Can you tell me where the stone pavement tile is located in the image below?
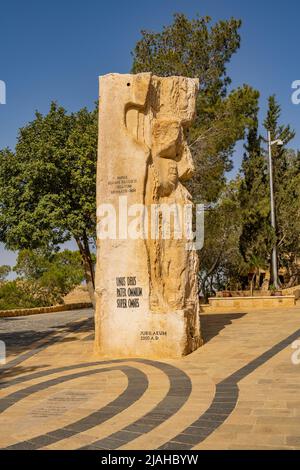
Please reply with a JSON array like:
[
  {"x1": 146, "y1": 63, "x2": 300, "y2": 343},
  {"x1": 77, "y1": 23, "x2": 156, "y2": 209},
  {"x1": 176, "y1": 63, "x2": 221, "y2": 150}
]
[
  {"x1": 286, "y1": 436, "x2": 300, "y2": 447},
  {"x1": 262, "y1": 400, "x2": 289, "y2": 409},
  {"x1": 252, "y1": 424, "x2": 300, "y2": 436},
  {"x1": 0, "y1": 371, "x2": 128, "y2": 448},
  {"x1": 43, "y1": 363, "x2": 169, "y2": 450},
  {"x1": 193, "y1": 431, "x2": 238, "y2": 450},
  {"x1": 227, "y1": 407, "x2": 252, "y2": 416},
  {"x1": 44, "y1": 433, "x2": 109, "y2": 450},
  {"x1": 217, "y1": 424, "x2": 254, "y2": 433},
  {"x1": 252, "y1": 408, "x2": 293, "y2": 417},
  {"x1": 255, "y1": 416, "x2": 300, "y2": 425},
  {"x1": 155, "y1": 441, "x2": 193, "y2": 450},
  {"x1": 0, "y1": 433, "x2": 31, "y2": 449},
  {"x1": 235, "y1": 433, "x2": 286, "y2": 446},
  {"x1": 194, "y1": 441, "x2": 231, "y2": 450},
  {"x1": 118, "y1": 373, "x2": 215, "y2": 450},
  {"x1": 2, "y1": 348, "x2": 91, "y2": 386},
  {"x1": 2, "y1": 308, "x2": 300, "y2": 450},
  {"x1": 221, "y1": 414, "x2": 257, "y2": 425},
  {"x1": 287, "y1": 401, "x2": 300, "y2": 407}
]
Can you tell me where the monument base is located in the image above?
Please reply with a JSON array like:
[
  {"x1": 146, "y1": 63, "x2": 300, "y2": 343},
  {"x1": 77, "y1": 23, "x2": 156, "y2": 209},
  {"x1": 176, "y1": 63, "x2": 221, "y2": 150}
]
[{"x1": 94, "y1": 308, "x2": 202, "y2": 359}]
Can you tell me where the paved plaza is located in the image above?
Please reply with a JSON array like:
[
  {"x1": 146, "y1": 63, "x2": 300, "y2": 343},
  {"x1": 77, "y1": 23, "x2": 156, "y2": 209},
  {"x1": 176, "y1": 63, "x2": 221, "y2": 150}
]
[{"x1": 0, "y1": 307, "x2": 300, "y2": 450}]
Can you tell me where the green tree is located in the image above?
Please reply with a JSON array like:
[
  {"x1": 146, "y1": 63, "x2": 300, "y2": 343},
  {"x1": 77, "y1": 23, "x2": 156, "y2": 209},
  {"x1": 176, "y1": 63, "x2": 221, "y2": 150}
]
[
  {"x1": 239, "y1": 95, "x2": 298, "y2": 288},
  {"x1": 15, "y1": 249, "x2": 85, "y2": 296},
  {"x1": 37, "y1": 250, "x2": 85, "y2": 296},
  {"x1": 263, "y1": 95, "x2": 296, "y2": 285},
  {"x1": 239, "y1": 123, "x2": 273, "y2": 272},
  {"x1": 0, "y1": 103, "x2": 97, "y2": 304},
  {"x1": 263, "y1": 95, "x2": 295, "y2": 195},
  {"x1": 0, "y1": 281, "x2": 42, "y2": 310},
  {"x1": 200, "y1": 180, "x2": 247, "y2": 300},
  {"x1": 0, "y1": 265, "x2": 10, "y2": 281},
  {"x1": 132, "y1": 12, "x2": 259, "y2": 202},
  {"x1": 14, "y1": 249, "x2": 51, "y2": 280},
  {"x1": 272, "y1": 149, "x2": 300, "y2": 286}
]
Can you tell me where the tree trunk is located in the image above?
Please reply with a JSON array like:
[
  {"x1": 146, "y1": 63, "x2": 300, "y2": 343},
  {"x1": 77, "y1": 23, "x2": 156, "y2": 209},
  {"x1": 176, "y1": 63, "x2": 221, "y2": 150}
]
[
  {"x1": 250, "y1": 275, "x2": 254, "y2": 296},
  {"x1": 255, "y1": 269, "x2": 260, "y2": 290},
  {"x1": 75, "y1": 236, "x2": 95, "y2": 308}
]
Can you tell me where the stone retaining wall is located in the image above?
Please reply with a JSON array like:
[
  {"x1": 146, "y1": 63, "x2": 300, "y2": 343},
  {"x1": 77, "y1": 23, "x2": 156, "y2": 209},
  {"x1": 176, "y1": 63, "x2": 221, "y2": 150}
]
[
  {"x1": 282, "y1": 285, "x2": 300, "y2": 298},
  {"x1": 201, "y1": 295, "x2": 296, "y2": 313},
  {"x1": 0, "y1": 302, "x2": 93, "y2": 318}
]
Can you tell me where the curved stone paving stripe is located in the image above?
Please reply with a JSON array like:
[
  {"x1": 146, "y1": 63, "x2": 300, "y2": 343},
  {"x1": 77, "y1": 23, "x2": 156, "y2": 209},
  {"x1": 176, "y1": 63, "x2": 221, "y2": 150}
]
[
  {"x1": 0, "y1": 361, "x2": 118, "y2": 390},
  {"x1": 1, "y1": 313, "x2": 300, "y2": 450},
  {"x1": 158, "y1": 327, "x2": 300, "y2": 450},
  {"x1": 79, "y1": 360, "x2": 192, "y2": 450},
  {"x1": 0, "y1": 359, "x2": 192, "y2": 450},
  {"x1": 3, "y1": 365, "x2": 148, "y2": 450}
]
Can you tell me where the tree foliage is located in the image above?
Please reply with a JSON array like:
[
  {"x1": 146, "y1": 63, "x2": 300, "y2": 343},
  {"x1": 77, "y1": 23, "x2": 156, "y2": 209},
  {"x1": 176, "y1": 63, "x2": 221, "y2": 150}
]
[
  {"x1": 0, "y1": 103, "x2": 97, "y2": 303},
  {"x1": 15, "y1": 248, "x2": 85, "y2": 294},
  {"x1": 132, "y1": 13, "x2": 259, "y2": 202},
  {"x1": 239, "y1": 123, "x2": 273, "y2": 268},
  {"x1": 239, "y1": 95, "x2": 299, "y2": 287},
  {"x1": 200, "y1": 181, "x2": 248, "y2": 299},
  {"x1": 0, "y1": 12, "x2": 299, "y2": 300},
  {"x1": 0, "y1": 281, "x2": 43, "y2": 310},
  {"x1": 0, "y1": 265, "x2": 10, "y2": 282},
  {"x1": 0, "y1": 249, "x2": 85, "y2": 311}
]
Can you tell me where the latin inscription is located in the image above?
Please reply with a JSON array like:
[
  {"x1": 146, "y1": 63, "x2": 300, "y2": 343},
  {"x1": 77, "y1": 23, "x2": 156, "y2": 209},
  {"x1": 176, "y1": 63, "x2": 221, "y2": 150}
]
[{"x1": 116, "y1": 276, "x2": 143, "y2": 308}]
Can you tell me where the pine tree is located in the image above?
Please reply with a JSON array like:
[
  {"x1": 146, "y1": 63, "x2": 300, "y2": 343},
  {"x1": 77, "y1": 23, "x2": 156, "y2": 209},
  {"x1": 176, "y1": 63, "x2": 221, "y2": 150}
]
[
  {"x1": 239, "y1": 95, "x2": 298, "y2": 288},
  {"x1": 239, "y1": 122, "x2": 273, "y2": 278},
  {"x1": 263, "y1": 96, "x2": 296, "y2": 285},
  {"x1": 132, "y1": 13, "x2": 259, "y2": 203}
]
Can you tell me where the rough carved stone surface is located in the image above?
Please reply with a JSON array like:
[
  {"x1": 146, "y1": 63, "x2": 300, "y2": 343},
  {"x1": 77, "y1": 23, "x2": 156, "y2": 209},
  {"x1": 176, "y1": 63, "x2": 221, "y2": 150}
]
[{"x1": 95, "y1": 73, "x2": 202, "y2": 358}]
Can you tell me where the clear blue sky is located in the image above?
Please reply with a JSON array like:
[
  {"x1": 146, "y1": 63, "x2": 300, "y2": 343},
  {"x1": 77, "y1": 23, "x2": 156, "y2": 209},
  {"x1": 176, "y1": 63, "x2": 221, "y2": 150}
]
[{"x1": 1, "y1": 0, "x2": 300, "y2": 267}]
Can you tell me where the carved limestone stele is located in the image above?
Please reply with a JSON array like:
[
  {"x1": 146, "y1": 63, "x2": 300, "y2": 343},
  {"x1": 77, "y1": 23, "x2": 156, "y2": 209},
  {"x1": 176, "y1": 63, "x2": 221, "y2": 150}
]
[{"x1": 94, "y1": 73, "x2": 203, "y2": 358}]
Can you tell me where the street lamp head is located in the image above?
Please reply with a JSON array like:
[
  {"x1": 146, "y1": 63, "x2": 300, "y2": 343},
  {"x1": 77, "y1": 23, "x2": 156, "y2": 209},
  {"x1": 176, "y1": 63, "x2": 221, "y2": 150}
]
[{"x1": 271, "y1": 139, "x2": 284, "y2": 147}]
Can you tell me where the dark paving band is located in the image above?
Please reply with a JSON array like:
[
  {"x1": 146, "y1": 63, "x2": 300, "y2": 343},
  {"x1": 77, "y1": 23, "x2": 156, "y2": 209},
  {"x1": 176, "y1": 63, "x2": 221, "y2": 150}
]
[
  {"x1": 0, "y1": 358, "x2": 192, "y2": 450},
  {"x1": 3, "y1": 365, "x2": 148, "y2": 450},
  {"x1": 2, "y1": 319, "x2": 299, "y2": 450},
  {"x1": 0, "y1": 360, "x2": 122, "y2": 390},
  {"x1": 158, "y1": 327, "x2": 300, "y2": 449},
  {"x1": 79, "y1": 360, "x2": 192, "y2": 450}
]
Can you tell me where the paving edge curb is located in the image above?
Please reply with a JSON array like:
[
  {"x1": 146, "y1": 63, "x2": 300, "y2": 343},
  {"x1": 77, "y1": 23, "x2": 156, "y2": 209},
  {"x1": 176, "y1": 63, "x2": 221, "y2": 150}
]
[{"x1": 0, "y1": 303, "x2": 93, "y2": 318}]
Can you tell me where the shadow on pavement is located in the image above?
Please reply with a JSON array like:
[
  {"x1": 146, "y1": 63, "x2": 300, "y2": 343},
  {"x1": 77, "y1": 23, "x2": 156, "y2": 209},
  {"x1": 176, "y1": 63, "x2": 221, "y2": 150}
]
[{"x1": 200, "y1": 313, "x2": 247, "y2": 343}]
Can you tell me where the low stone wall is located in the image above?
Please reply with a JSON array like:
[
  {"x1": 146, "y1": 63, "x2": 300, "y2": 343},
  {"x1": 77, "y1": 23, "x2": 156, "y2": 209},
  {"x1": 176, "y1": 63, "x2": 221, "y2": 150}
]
[
  {"x1": 217, "y1": 287, "x2": 300, "y2": 299},
  {"x1": 200, "y1": 295, "x2": 296, "y2": 313},
  {"x1": 216, "y1": 290, "x2": 263, "y2": 297},
  {"x1": 217, "y1": 290, "x2": 276, "y2": 297},
  {"x1": 282, "y1": 285, "x2": 300, "y2": 298},
  {"x1": 0, "y1": 302, "x2": 93, "y2": 318}
]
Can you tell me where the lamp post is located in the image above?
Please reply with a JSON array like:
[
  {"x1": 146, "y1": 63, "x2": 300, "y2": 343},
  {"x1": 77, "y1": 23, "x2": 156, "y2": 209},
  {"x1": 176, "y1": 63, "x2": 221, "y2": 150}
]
[{"x1": 267, "y1": 131, "x2": 283, "y2": 290}]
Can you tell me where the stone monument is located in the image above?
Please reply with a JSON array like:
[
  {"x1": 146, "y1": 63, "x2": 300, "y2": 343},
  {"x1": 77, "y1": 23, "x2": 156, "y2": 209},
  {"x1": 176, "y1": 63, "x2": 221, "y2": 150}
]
[{"x1": 95, "y1": 73, "x2": 202, "y2": 358}]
